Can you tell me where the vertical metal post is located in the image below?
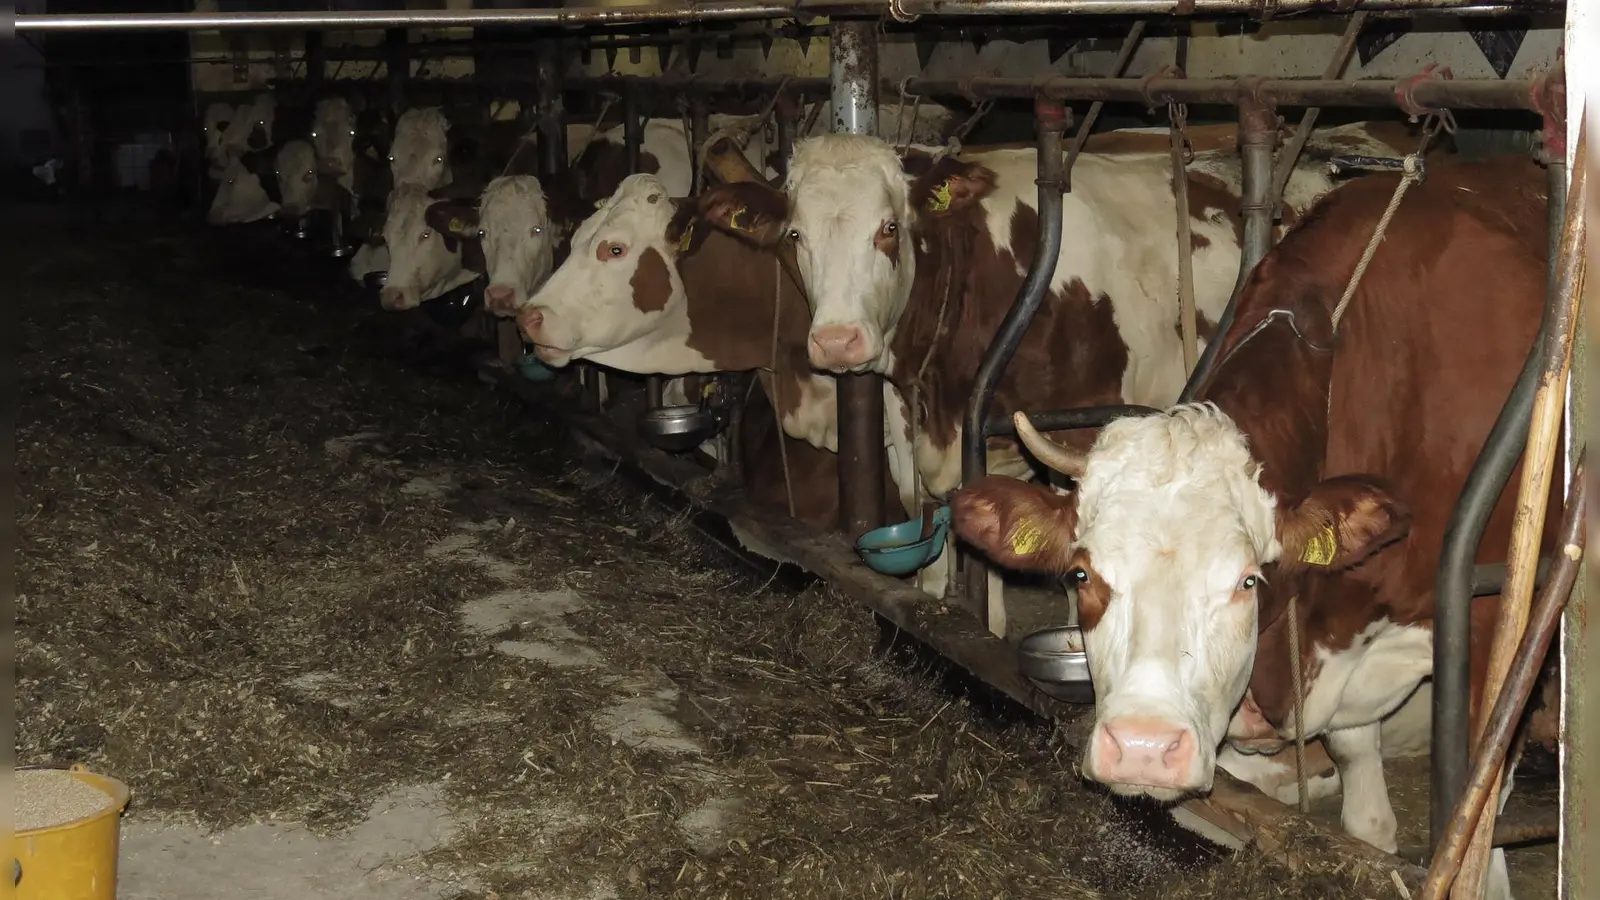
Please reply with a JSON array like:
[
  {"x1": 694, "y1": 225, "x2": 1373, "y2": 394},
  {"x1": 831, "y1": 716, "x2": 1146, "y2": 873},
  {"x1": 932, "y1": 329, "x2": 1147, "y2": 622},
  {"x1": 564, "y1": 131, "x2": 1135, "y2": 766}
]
[
  {"x1": 773, "y1": 89, "x2": 796, "y2": 179},
  {"x1": 830, "y1": 19, "x2": 886, "y2": 538},
  {"x1": 534, "y1": 39, "x2": 567, "y2": 183},
  {"x1": 960, "y1": 100, "x2": 1069, "y2": 637},
  {"x1": 1236, "y1": 92, "x2": 1278, "y2": 278},
  {"x1": 304, "y1": 31, "x2": 325, "y2": 97},
  {"x1": 384, "y1": 27, "x2": 408, "y2": 115}
]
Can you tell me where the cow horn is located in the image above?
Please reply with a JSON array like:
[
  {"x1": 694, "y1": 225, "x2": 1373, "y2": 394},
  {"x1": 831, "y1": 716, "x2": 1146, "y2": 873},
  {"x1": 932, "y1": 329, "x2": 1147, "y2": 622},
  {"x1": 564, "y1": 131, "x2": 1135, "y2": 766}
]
[
  {"x1": 1013, "y1": 411, "x2": 1087, "y2": 478},
  {"x1": 702, "y1": 132, "x2": 765, "y2": 185}
]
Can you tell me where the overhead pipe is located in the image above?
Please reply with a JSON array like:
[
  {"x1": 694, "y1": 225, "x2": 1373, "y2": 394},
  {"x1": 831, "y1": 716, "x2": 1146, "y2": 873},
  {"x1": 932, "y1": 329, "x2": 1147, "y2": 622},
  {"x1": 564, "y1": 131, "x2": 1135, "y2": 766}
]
[
  {"x1": 830, "y1": 18, "x2": 887, "y2": 539},
  {"x1": 15, "y1": 0, "x2": 1558, "y2": 32},
  {"x1": 1429, "y1": 77, "x2": 1568, "y2": 851},
  {"x1": 960, "y1": 97, "x2": 1070, "y2": 636}
]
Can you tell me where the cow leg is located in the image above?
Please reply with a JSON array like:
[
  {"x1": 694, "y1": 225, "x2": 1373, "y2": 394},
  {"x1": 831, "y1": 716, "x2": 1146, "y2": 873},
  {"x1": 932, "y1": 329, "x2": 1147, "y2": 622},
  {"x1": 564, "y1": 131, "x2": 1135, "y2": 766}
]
[
  {"x1": 1324, "y1": 722, "x2": 1398, "y2": 852},
  {"x1": 1216, "y1": 743, "x2": 1341, "y2": 806}
]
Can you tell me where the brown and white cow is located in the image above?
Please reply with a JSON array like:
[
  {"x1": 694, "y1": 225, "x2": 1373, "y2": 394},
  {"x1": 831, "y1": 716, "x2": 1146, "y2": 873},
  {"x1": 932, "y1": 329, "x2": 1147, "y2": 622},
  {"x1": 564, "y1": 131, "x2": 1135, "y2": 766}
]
[
  {"x1": 949, "y1": 158, "x2": 1553, "y2": 898},
  {"x1": 378, "y1": 182, "x2": 484, "y2": 311}
]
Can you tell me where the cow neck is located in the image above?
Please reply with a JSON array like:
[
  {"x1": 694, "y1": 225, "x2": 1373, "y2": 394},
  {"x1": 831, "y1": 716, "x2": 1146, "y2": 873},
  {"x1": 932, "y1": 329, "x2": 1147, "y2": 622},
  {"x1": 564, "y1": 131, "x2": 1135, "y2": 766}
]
[
  {"x1": 886, "y1": 210, "x2": 975, "y2": 447},
  {"x1": 1197, "y1": 285, "x2": 1339, "y2": 638},
  {"x1": 676, "y1": 233, "x2": 812, "y2": 382}
]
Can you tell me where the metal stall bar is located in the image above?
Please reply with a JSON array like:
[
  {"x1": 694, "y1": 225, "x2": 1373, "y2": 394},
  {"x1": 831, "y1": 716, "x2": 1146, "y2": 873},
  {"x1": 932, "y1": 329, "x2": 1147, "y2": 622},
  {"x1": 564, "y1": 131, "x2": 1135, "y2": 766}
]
[
  {"x1": 14, "y1": 0, "x2": 1561, "y2": 32},
  {"x1": 1430, "y1": 68, "x2": 1568, "y2": 851},
  {"x1": 960, "y1": 99, "x2": 1071, "y2": 636},
  {"x1": 562, "y1": 73, "x2": 1540, "y2": 112},
  {"x1": 830, "y1": 19, "x2": 887, "y2": 538}
]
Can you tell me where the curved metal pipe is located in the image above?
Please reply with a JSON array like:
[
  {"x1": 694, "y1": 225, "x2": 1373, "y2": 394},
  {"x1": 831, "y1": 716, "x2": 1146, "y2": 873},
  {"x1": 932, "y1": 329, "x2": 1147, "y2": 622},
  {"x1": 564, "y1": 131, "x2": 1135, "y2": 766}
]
[
  {"x1": 1428, "y1": 155, "x2": 1566, "y2": 849},
  {"x1": 960, "y1": 99, "x2": 1069, "y2": 626}
]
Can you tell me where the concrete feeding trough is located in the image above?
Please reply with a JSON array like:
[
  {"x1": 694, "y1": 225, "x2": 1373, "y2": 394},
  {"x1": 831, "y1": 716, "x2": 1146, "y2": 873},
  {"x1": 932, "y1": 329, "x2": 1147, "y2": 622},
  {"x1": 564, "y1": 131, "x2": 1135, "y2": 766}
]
[
  {"x1": 854, "y1": 505, "x2": 950, "y2": 576},
  {"x1": 1018, "y1": 625, "x2": 1094, "y2": 704},
  {"x1": 12, "y1": 764, "x2": 132, "y2": 900}
]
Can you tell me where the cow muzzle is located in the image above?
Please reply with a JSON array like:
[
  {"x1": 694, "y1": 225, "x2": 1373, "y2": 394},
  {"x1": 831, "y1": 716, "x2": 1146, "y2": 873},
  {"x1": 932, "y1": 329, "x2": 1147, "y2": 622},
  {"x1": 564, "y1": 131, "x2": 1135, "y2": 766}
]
[
  {"x1": 485, "y1": 284, "x2": 519, "y2": 316},
  {"x1": 808, "y1": 324, "x2": 873, "y2": 372},
  {"x1": 379, "y1": 286, "x2": 415, "y2": 311},
  {"x1": 1088, "y1": 716, "x2": 1203, "y2": 795}
]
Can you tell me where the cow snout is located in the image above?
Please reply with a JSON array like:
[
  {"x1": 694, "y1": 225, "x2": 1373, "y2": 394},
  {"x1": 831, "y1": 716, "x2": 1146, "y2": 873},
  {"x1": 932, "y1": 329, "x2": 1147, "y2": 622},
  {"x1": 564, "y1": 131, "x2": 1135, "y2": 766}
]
[
  {"x1": 808, "y1": 325, "x2": 871, "y2": 371},
  {"x1": 1093, "y1": 717, "x2": 1199, "y2": 791},
  {"x1": 518, "y1": 306, "x2": 546, "y2": 341},
  {"x1": 485, "y1": 284, "x2": 518, "y2": 315},
  {"x1": 378, "y1": 286, "x2": 411, "y2": 311}
]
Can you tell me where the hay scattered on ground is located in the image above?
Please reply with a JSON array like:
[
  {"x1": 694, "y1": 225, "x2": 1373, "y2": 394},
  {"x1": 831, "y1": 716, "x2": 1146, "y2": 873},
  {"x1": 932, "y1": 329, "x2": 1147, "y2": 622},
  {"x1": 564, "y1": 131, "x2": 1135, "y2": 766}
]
[{"x1": 13, "y1": 218, "x2": 1393, "y2": 899}]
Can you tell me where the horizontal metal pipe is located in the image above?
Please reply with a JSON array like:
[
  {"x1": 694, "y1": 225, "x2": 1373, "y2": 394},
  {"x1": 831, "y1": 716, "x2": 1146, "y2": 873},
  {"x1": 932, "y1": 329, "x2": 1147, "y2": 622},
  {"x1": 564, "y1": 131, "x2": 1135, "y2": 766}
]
[
  {"x1": 902, "y1": 75, "x2": 1542, "y2": 110},
  {"x1": 16, "y1": 0, "x2": 1558, "y2": 32},
  {"x1": 1470, "y1": 558, "x2": 1552, "y2": 597}
]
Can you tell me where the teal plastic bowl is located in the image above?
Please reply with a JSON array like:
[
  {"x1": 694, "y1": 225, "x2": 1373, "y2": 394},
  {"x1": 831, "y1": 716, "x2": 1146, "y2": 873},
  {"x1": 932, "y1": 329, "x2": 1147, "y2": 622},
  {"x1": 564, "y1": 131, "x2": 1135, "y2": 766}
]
[
  {"x1": 855, "y1": 505, "x2": 951, "y2": 576},
  {"x1": 516, "y1": 353, "x2": 558, "y2": 382}
]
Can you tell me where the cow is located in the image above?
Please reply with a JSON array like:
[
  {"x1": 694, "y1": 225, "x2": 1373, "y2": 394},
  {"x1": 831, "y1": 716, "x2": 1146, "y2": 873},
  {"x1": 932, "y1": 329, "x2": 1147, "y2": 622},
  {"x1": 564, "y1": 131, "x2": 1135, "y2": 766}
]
[
  {"x1": 203, "y1": 101, "x2": 238, "y2": 176},
  {"x1": 390, "y1": 107, "x2": 453, "y2": 189},
  {"x1": 216, "y1": 93, "x2": 277, "y2": 164},
  {"x1": 947, "y1": 158, "x2": 1552, "y2": 899},
  {"x1": 377, "y1": 182, "x2": 483, "y2": 311},
  {"x1": 311, "y1": 96, "x2": 360, "y2": 194},
  {"x1": 273, "y1": 139, "x2": 320, "y2": 219},
  {"x1": 426, "y1": 173, "x2": 558, "y2": 316},
  {"x1": 206, "y1": 155, "x2": 279, "y2": 225},
  {"x1": 686, "y1": 124, "x2": 1414, "y2": 603}
]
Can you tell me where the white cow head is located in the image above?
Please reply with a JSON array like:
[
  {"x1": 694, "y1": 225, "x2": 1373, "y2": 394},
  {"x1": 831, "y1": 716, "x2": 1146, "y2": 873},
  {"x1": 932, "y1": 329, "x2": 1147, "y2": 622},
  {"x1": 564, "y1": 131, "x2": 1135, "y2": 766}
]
[
  {"x1": 274, "y1": 139, "x2": 319, "y2": 217},
  {"x1": 518, "y1": 173, "x2": 682, "y2": 366},
  {"x1": 203, "y1": 101, "x2": 237, "y2": 176},
  {"x1": 378, "y1": 183, "x2": 480, "y2": 311},
  {"x1": 207, "y1": 157, "x2": 279, "y2": 224},
  {"x1": 434, "y1": 175, "x2": 557, "y2": 315},
  {"x1": 311, "y1": 96, "x2": 358, "y2": 188},
  {"x1": 950, "y1": 406, "x2": 1408, "y2": 801},
  {"x1": 219, "y1": 94, "x2": 276, "y2": 160},
  {"x1": 694, "y1": 134, "x2": 919, "y2": 374},
  {"x1": 390, "y1": 107, "x2": 451, "y2": 190}
]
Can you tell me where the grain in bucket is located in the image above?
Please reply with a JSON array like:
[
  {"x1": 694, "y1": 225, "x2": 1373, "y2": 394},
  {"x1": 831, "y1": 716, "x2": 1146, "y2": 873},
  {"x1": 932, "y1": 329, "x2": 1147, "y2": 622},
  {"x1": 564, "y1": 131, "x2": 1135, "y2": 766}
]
[{"x1": 11, "y1": 765, "x2": 131, "y2": 900}]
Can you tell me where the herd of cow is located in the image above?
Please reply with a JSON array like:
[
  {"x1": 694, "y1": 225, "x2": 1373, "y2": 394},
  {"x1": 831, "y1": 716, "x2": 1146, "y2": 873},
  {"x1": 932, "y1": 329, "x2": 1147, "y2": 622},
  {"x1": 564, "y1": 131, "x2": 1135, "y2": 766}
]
[{"x1": 200, "y1": 86, "x2": 1558, "y2": 898}]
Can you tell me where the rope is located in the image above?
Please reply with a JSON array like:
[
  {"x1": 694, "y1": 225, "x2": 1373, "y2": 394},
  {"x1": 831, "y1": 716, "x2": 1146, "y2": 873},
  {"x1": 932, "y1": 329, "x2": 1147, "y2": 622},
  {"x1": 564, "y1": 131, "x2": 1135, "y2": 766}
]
[
  {"x1": 567, "y1": 94, "x2": 617, "y2": 167},
  {"x1": 1328, "y1": 153, "x2": 1422, "y2": 332},
  {"x1": 906, "y1": 242, "x2": 963, "y2": 511},
  {"x1": 1287, "y1": 593, "x2": 1310, "y2": 812}
]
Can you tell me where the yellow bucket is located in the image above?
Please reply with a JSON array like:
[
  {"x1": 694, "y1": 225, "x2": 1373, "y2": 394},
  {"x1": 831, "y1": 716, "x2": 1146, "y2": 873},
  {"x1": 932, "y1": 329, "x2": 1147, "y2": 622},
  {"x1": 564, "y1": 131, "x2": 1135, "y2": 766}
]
[{"x1": 11, "y1": 765, "x2": 131, "y2": 900}]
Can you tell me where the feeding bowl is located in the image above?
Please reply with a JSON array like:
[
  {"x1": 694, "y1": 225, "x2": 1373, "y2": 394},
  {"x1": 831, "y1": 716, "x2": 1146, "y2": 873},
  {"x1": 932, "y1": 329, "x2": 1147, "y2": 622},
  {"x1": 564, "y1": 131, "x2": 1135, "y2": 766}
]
[
  {"x1": 363, "y1": 270, "x2": 388, "y2": 292},
  {"x1": 424, "y1": 282, "x2": 484, "y2": 328},
  {"x1": 1018, "y1": 625, "x2": 1094, "y2": 704},
  {"x1": 516, "y1": 353, "x2": 558, "y2": 382},
  {"x1": 329, "y1": 242, "x2": 355, "y2": 259},
  {"x1": 638, "y1": 405, "x2": 718, "y2": 453},
  {"x1": 12, "y1": 764, "x2": 132, "y2": 900},
  {"x1": 854, "y1": 505, "x2": 951, "y2": 576}
]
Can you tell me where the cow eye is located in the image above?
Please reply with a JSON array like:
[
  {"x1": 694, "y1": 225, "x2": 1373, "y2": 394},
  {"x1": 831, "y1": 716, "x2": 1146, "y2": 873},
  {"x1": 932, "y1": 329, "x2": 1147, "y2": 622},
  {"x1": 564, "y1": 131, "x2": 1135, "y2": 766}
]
[
  {"x1": 348, "y1": 129, "x2": 356, "y2": 136},
  {"x1": 477, "y1": 229, "x2": 486, "y2": 239},
  {"x1": 388, "y1": 155, "x2": 395, "y2": 162},
  {"x1": 881, "y1": 220, "x2": 899, "y2": 236},
  {"x1": 435, "y1": 156, "x2": 443, "y2": 163},
  {"x1": 311, "y1": 130, "x2": 319, "y2": 138},
  {"x1": 1241, "y1": 574, "x2": 1261, "y2": 591},
  {"x1": 787, "y1": 229, "x2": 801, "y2": 243},
  {"x1": 1066, "y1": 567, "x2": 1089, "y2": 586},
  {"x1": 531, "y1": 226, "x2": 543, "y2": 236},
  {"x1": 421, "y1": 231, "x2": 431, "y2": 240}
]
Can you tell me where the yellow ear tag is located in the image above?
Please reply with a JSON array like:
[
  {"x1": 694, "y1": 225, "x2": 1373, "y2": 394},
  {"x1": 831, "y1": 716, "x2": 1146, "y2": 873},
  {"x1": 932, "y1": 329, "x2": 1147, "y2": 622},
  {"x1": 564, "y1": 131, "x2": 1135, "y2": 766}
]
[
  {"x1": 1009, "y1": 519, "x2": 1046, "y2": 557},
  {"x1": 448, "y1": 217, "x2": 466, "y2": 235},
  {"x1": 727, "y1": 206, "x2": 749, "y2": 232},
  {"x1": 1300, "y1": 525, "x2": 1338, "y2": 566},
  {"x1": 678, "y1": 222, "x2": 694, "y2": 253},
  {"x1": 929, "y1": 178, "x2": 954, "y2": 213}
]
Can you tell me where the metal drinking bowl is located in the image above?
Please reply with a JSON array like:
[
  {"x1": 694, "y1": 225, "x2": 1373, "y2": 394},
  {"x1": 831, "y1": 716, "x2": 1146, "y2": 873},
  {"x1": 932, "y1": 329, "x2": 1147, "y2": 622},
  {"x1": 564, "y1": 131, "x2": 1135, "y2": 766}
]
[
  {"x1": 363, "y1": 270, "x2": 389, "y2": 292},
  {"x1": 638, "y1": 405, "x2": 718, "y2": 453},
  {"x1": 516, "y1": 353, "x2": 557, "y2": 383},
  {"x1": 1018, "y1": 625, "x2": 1095, "y2": 704},
  {"x1": 854, "y1": 505, "x2": 950, "y2": 576}
]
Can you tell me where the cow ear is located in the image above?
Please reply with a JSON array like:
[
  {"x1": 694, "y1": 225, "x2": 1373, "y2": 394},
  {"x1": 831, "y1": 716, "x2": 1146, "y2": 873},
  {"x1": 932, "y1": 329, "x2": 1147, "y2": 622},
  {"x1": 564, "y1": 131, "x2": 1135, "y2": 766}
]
[
  {"x1": 1275, "y1": 476, "x2": 1410, "y2": 574},
  {"x1": 425, "y1": 201, "x2": 479, "y2": 241},
  {"x1": 697, "y1": 181, "x2": 788, "y2": 247},
  {"x1": 951, "y1": 475, "x2": 1079, "y2": 574},
  {"x1": 666, "y1": 199, "x2": 711, "y2": 256},
  {"x1": 910, "y1": 156, "x2": 997, "y2": 216}
]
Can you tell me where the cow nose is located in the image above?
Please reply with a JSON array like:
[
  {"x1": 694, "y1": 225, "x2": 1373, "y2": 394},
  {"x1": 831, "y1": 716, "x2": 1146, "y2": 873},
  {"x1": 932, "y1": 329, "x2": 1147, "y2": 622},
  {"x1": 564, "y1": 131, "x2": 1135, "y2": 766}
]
[
  {"x1": 1093, "y1": 717, "x2": 1198, "y2": 791},
  {"x1": 808, "y1": 325, "x2": 870, "y2": 371},
  {"x1": 485, "y1": 284, "x2": 517, "y2": 314},
  {"x1": 518, "y1": 306, "x2": 546, "y2": 340},
  {"x1": 378, "y1": 286, "x2": 407, "y2": 311}
]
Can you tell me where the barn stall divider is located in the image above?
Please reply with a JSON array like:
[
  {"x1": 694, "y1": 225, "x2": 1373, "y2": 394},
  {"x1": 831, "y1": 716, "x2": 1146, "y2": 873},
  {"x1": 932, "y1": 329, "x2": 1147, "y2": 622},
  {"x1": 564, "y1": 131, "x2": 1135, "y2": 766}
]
[{"x1": 22, "y1": 4, "x2": 1587, "y2": 897}]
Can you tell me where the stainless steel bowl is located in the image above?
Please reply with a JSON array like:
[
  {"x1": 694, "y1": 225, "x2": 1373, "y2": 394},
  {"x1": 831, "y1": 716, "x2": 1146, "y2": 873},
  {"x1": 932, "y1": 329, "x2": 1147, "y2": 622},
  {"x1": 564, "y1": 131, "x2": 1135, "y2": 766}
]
[
  {"x1": 638, "y1": 405, "x2": 718, "y2": 453},
  {"x1": 1019, "y1": 625, "x2": 1094, "y2": 704}
]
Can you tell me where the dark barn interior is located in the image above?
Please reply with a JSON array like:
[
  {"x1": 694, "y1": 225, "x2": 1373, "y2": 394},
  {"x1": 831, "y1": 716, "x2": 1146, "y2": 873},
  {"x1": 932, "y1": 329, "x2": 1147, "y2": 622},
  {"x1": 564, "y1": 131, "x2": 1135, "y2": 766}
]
[{"x1": 9, "y1": 3, "x2": 1591, "y2": 900}]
